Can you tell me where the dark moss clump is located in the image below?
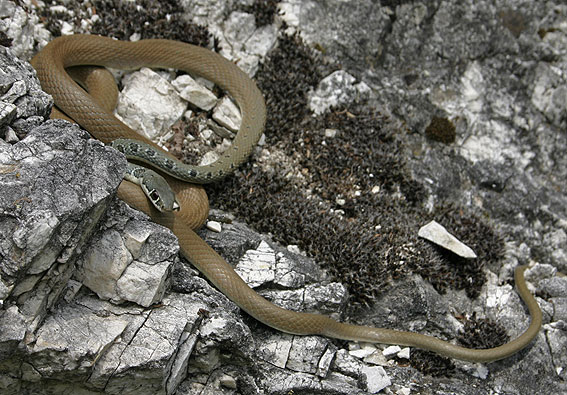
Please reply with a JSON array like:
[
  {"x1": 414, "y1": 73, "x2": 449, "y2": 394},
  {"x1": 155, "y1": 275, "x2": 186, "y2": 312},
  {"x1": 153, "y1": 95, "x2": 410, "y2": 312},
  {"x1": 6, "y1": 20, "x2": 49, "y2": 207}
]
[
  {"x1": 456, "y1": 313, "x2": 510, "y2": 349},
  {"x1": 0, "y1": 30, "x2": 12, "y2": 47},
  {"x1": 410, "y1": 350, "x2": 455, "y2": 376},
  {"x1": 409, "y1": 205, "x2": 505, "y2": 299},
  {"x1": 241, "y1": 0, "x2": 280, "y2": 27},
  {"x1": 38, "y1": 0, "x2": 210, "y2": 46},
  {"x1": 425, "y1": 116, "x2": 456, "y2": 144},
  {"x1": 208, "y1": 30, "x2": 502, "y2": 306},
  {"x1": 255, "y1": 30, "x2": 326, "y2": 145},
  {"x1": 208, "y1": 30, "x2": 426, "y2": 304}
]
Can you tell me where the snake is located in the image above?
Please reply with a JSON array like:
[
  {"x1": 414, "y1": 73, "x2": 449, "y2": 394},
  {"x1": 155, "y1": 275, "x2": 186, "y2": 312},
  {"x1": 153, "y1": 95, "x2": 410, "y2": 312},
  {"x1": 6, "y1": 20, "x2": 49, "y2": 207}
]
[{"x1": 31, "y1": 34, "x2": 542, "y2": 363}]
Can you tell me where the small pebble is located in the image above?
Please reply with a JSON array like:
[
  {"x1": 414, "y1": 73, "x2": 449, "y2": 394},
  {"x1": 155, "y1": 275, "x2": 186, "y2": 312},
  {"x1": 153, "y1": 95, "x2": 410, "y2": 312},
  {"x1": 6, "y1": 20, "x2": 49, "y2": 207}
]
[{"x1": 206, "y1": 220, "x2": 222, "y2": 233}]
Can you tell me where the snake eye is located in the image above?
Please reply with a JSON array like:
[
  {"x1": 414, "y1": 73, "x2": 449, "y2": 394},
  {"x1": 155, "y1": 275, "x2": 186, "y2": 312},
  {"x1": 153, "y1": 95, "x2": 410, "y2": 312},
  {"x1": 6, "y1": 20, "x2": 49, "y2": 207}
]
[{"x1": 149, "y1": 190, "x2": 159, "y2": 201}]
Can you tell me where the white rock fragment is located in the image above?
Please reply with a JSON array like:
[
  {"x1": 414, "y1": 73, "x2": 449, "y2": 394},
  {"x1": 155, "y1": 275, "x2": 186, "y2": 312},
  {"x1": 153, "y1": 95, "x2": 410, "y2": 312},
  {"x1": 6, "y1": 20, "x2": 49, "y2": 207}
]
[
  {"x1": 309, "y1": 70, "x2": 371, "y2": 115},
  {"x1": 348, "y1": 343, "x2": 377, "y2": 359},
  {"x1": 325, "y1": 128, "x2": 337, "y2": 138},
  {"x1": 206, "y1": 220, "x2": 222, "y2": 233},
  {"x1": 255, "y1": 333, "x2": 293, "y2": 369},
  {"x1": 363, "y1": 350, "x2": 388, "y2": 366},
  {"x1": 235, "y1": 241, "x2": 276, "y2": 288},
  {"x1": 60, "y1": 21, "x2": 74, "y2": 35},
  {"x1": 463, "y1": 363, "x2": 489, "y2": 379},
  {"x1": 397, "y1": 347, "x2": 411, "y2": 359},
  {"x1": 361, "y1": 365, "x2": 391, "y2": 393},
  {"x1": 418, "y1": 220, "x2": 477, "y2": 259},
  {"x1": 213, "y1": 96, "x2": 242, "y2": 132},
  {"x1": 287, "y1": 244, "x2": 302, "y2": 255},
  {"x1": 172, "y1": 74, "x2": 218, "y2": 111},
  {"x1": 317, "y1": 346, "x2": 337, "y2": 377},
  {"x1": 382, "y1": 345, "x2": 402, "y2": 357},
  {"x1": 79, "y1": 230, "x2": 132, "y2": 301},
  {"x1": 274, "y1": 254, "x2": 305, "y2": 288},
  {"x1": 199, "y1": 150, "x2": 219, "y2": 167},
  {"x1": 116, "y1": 67, "x2": 186, "y2": 141},
  {"x1": 116, "y1": 259, "x2": 170, "y2": 307}
]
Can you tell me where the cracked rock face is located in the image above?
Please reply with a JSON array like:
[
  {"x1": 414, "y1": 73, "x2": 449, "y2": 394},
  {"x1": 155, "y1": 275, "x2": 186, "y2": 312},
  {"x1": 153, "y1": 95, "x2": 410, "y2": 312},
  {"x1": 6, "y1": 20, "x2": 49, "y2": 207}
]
[{"x1": 1, "y1": 1, "x2": 566, "y2": 395}]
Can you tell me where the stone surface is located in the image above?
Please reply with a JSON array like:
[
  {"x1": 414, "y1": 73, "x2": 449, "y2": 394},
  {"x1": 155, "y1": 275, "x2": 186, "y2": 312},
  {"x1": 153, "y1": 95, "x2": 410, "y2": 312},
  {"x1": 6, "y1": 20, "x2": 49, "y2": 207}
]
[
  {"x1": 115, "y1": 67, "x2": 187, "y2": 141},
  {"x1": 172, "y1": 73, "x2": 218, "y2": 111},
  {"x1": 1, "y1": 0, "x2": 566, "y2": 394}
]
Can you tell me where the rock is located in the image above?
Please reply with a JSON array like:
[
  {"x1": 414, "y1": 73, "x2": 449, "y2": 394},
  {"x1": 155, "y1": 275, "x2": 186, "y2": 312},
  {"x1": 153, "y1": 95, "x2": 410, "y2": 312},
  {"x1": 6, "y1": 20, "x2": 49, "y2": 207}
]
[
  {"x1": 0, "y1": 121, "x2": 124, "y2": 336},
  {"x1": 212, "y1": 96, "x2": 242, "y2": 132},
  {"x1": 0, "y1": 0, "x2": 50, "y2": 59},
  {"x1": 172, "y1": 74, "x2": 218, "y2": 111},
  {"x1": 361, "y1": 365, "x2": 391, "y2": 393},
  {"x1": 205, "y1": 220, "x2": 222, "y2": 233},
  {"x1": 382, "y1": 345, "x2": 402, "y2": 357},
  {"x1": 418, "y1": 220, "x2": 477, "y2": 259},
  {"x1": 115, "y1": 67, "x2": 186, "y2": 141},
  {"x1": 234, "y1": 240, "x2": 276, "y2": 288},
  {"x1": 309, "y1": 70, "x2": 371, "y2": 115},
  {"x1": 0, "y1": 46, "x2": 51, "y2": 137},
  {"x1": 397, "y1": 347, "x2": 410, "y2": 359}
]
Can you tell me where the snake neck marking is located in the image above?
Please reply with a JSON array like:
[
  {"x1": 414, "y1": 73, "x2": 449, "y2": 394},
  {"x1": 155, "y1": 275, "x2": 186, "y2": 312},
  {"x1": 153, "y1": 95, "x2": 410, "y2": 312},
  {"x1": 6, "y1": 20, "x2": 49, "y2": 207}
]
[
  {"x1": 112, "y1": 139, "x2": 218, "y2": 182},
  {"x1": 123, "y1": 162, "x2": 180, "y2": 212}
]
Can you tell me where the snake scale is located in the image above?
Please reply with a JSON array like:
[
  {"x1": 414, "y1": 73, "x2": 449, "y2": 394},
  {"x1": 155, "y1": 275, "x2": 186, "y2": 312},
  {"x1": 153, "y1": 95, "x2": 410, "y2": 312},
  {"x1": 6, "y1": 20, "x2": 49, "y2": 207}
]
[{"x1": 31, "y1": 34, "x2": 542, "y2": 363}]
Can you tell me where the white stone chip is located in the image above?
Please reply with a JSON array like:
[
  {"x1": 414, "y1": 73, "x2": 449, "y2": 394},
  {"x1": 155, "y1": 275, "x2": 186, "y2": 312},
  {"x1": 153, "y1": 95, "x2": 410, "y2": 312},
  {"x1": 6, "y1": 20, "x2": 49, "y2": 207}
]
[
  {"x1": 116, "y1": 67, "x2": 186, "y2": 141},
  {"x1": 382, "y1": 345, "x2": 402, "y2": 356},
  {"x1": 361, "y1": 365, "x2": 391, "y2": 393},
  {"x1": 418, "y1": 220, "x2": 477, "y2": 259},
  {"x1": 199, "y1": 150, "x2": 219, "y2": 167},
  {"x1": 325, "y1": 128, "x2": 338, "y2": 138},
  {"x1": 172, "y1": 74, "x2": 218, "y2": 111},
  {"x1": 397, "y1": 347, "x2": 411, "y2": 359},
  {"x1": 348, "y1": 344, "x2": 376, "y2": 359},
  {"x1": 212, "y1": 97, "x2": 242, "y2": 132},
  {"x1": 235, "y1": 241, "x2": 276, "y2": 288},
  {"x1": 206, "y1": 220, "x2": 222, "y2": 233}
]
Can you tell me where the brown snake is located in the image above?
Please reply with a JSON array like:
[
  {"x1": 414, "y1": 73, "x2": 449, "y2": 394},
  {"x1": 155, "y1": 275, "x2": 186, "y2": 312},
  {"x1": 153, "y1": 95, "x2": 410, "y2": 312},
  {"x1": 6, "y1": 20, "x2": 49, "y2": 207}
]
[{"x1": 31, "y1": 34, "x2": 542, "y2": 363}]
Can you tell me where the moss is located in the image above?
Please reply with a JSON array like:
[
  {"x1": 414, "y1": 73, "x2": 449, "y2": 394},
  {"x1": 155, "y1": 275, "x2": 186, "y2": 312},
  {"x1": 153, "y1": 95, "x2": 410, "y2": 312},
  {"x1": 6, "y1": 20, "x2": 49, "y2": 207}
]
[
  {"x1": 409, "y1": 205, "x2": 505, "y2": 299},
  {"x1": 456, "y1": 312, "x2": 510, "y2": 349},
  {"x1": 410, "y1": 350, "x2": 455, "y2": 376},
  {"x1": 241, "y1": 0, "x2": 280, "y2": 27},
  {"x1": 39, "y1": 0, "x2": 210, "y2": 46},
  {"x1": 0, "y1": 30, "x2": 12, "y2": 47},
  {"x1": 425, "y1": 116, "x2": 456, "y2": 144}
]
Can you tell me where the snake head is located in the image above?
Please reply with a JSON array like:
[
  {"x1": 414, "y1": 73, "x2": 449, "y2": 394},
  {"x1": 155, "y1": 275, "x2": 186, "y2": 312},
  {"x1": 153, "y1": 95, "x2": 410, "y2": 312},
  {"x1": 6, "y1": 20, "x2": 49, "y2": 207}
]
[{"x1": 139, "y1": 169, "x2": 180, "y2": 212}]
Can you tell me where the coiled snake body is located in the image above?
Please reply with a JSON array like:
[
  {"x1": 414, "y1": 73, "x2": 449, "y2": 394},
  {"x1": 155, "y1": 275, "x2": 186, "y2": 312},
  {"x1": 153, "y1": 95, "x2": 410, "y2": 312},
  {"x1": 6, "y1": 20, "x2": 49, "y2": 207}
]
[{"x1": 32, "y1": 34, "x2": 542, "y2": 363}]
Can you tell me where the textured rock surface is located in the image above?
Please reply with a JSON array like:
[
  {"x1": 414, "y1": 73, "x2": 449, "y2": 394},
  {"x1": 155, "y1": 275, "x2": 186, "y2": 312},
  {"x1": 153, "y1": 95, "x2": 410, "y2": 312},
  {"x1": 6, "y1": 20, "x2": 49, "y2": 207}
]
[{"x1": 0, "y1": 0, "x2": 566, "y2": 394}]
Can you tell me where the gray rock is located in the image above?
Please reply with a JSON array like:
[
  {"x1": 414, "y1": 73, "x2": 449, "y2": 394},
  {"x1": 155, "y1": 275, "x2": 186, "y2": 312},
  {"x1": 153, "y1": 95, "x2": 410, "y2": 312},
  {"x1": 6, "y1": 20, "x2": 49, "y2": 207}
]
[
  {"x1": 2, "y1": 0, "x2": 567, "y2": 394},
  {"x1": 0, "y1": 46, "x2": 51, "y2": 137},
  {"x1": 115, "y1": 67, "x2": 187, "y2": 141},
  {"x1": 0, "y1": 121, "x2": 124, "y2": 336}
]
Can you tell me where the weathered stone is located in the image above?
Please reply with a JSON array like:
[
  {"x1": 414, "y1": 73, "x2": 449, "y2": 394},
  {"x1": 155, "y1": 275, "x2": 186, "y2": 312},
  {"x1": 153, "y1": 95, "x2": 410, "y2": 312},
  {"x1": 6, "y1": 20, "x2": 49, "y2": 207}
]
[
  {"x1": 172, "y1": 74, "x2": 218, "y2": 111},
  {"x1": 418, "y1": 220, "x2": 477, "y2": 258},
  {"x1": 115, "y1": 67, "x2": 186, "y2": 141}
]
